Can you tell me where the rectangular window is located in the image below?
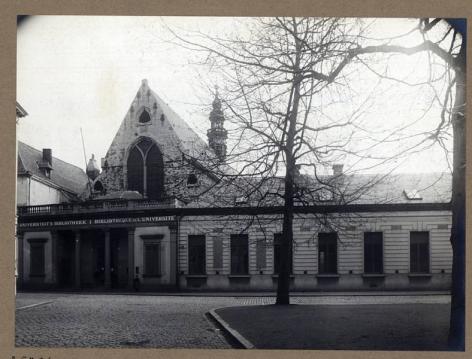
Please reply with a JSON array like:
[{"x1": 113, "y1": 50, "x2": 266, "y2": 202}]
[
  {"x1": 364, "y1": 232, "x2": 383, "y2": 274},
  {"x1": 213, "y1": 238, "x2": 223, "y2": 269},
  {"x1": 410, "y1": 231, "x2": 429, "y2": 273},
  {"x1": 256, "y1": 238, "x2": 267, "y2": 270},
  {"x1": 188, "y1": 235, "x2": 206, "y2": 275},
  {"x1": 273, "y1": 233, "x2": 292, "y2": 274},
  {"x1": 230, "y1": 234, "x2": 249, "y2": 275},
  {"x1": 29, "y1": 240, "x2": 46, "y2": 277},
  {"x1": 318, "y1": 233, "x2": 337, "y2": 274}
]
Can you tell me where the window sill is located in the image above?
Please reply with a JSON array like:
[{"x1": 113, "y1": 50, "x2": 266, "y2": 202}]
[
  {"x1": 408, "y1": 273, "x2": 432, "y2": 278},
  {"x1": 228, "y1": 275, "x2": 250, "y2": 278},
  {"x1": 362, "y1": 274, "x2": 386, "y2": 278},
  {"x1": 186, "y1": 274, "x2": 207, "y2": 278},
  {"x1": 271, "y1": 274, "x2": 295, "y2": 278},
  {"x1": 316, "y1": 274, "x2": 339, "y2": 278}
]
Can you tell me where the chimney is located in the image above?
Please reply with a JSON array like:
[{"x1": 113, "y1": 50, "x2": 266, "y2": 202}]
[
  {"x1": 38, "y1": 148, "x2": 53, "y2": 178},
  {"x1": 332, "y1": 164, "x2": 343, "y2": 177},
  {"x1": 42, "y1": 149, "x2": 52, "y2": 166}
]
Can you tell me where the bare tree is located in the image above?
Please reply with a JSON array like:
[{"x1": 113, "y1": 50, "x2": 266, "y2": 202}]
[
  {"x1": 167, "y1": 17, "x2": 456, "y2": 310},
  {"x1": 335, "y1": 18, "x2": 464, "y2": 350}
]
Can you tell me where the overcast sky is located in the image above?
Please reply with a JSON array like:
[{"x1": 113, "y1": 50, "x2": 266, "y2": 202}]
[{"x1": 17, "y1": 16, "x2": 453, "y2": 175}]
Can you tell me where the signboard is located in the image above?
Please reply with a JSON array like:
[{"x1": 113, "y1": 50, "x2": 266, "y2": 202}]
[{"x1": 18, "y1": 216, "x2": 176, "y2": 229}]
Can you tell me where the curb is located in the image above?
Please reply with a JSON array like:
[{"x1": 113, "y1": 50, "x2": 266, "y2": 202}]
[
  {"x1": 208, "y1": 309, "x2": 255, "y2": 349},
  {"x1": 16, "y1": 301, "x2": 54, "y2": 311},
  {"x1": 17, "y1": 290, "x2": 450, "y2": 297}
]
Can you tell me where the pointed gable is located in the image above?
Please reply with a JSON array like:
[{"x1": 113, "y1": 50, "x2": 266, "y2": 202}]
[{"x1": 94, "y1": 79, "x2": 221, "y2": 197}]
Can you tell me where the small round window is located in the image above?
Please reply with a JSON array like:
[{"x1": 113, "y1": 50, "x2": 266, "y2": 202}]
[{"x1": 139, "y1": 109, "x2": 151, "y2": 123}]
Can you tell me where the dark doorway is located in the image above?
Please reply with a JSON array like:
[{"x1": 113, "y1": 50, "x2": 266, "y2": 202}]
[
  {"x1": 79, "y1": 230, "x2": 105, "y2": 289},
  {"x1": 110, "y1": 229, "x2": 128, "y2": 289},
  {"x1": 57, "y1": 231, "x2": 75, "y2": 288}
]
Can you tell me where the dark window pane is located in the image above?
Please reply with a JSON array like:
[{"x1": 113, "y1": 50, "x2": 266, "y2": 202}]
[
  {"x1": 127, "y1": 146, "x2": 144, "y2": 194},
  {"x1": 410, "y1": 231, "x2": 429, "y2": 273},
  {"x1": 139, "y1": 109, "x2": 151, "y2": 123},
  {"x1": 93, "y1": 181, "x2": 104, "y2": 192},
  {"x1": 273, "y1": 233, "x2": 292, "y2": 274},
  {"x1": 364, "y1": 232, "x2": 383, "y2": 274},
  {"x1": 318, "y1": 233, "x2": 337, "y2": 274},
  {"x1": 137, "y1": 137, "x2": 153, "y2": 153},
  {"x1": 256, "y1": 238, "x2": 266, "y2": 270},
  {"x1": 30, "y1": 242, "x2": 45, "y2": 276},
  {"x1": 230, "y1": 234, "x2": 249, "y2": 275},
  {"x1": 213, "y1": 239, "x2": 223, "y2": 269},
  {"x1": 146, "y1": 144, "x2": 165, "y2": 200},
  {"x1": 188, "y1": 235, "x2": 206, "y2": 275},
  {"x1": 144, "y1": 244, "x2": 160, "y2": 276}
]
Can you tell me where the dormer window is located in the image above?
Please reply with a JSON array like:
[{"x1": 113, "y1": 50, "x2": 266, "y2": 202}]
[
  {"x1": 187, "y1": 174, "x2": 198, "y2": 187},
  {"x1": 404, "y1": 189, "x2": 422, "y2": 200},
  {"x1": 139, "y1": 109, "x2": 151, "y2": 123},
  {"x1": 235, "y1": 196, "x2": 248, "y2": 205},
  {"x1": 318, "y1": 187, "x2": 334, "y2": 202}
]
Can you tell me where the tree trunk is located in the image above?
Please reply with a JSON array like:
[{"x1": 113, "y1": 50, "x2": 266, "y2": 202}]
[
  {"x1": 448, "y1": 46, "x2": 466, "y2": 351},
  {"x1": 276, "y1": 27, "x2": 302, "y2": 304}
]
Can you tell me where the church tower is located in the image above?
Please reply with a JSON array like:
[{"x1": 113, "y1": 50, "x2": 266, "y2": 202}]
[{"x1": 207, "y1": 93, "x2": 228, "y2": 161}]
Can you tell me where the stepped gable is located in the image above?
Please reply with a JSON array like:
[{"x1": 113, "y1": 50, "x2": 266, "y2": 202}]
[{"x1": 17, "y1": 141, "x2": 89, "y2": 195}]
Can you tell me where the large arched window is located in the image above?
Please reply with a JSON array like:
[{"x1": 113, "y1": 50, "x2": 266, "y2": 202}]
[{"x1": 127, "y1": 138, "x2": 164, "y2": 199}]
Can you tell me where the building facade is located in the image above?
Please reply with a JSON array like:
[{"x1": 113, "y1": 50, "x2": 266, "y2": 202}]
[{"x1": 16, "y1": 80, "x2": 453, "y2": 292}]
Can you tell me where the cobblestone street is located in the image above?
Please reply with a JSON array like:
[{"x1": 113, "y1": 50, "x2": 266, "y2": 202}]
[{"x1": 15, "y1": 292, "x2": 450, "y2": 348}]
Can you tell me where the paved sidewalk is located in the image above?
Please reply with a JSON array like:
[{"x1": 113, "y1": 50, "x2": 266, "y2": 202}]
[
  {"x1": 15, "y1": 292, "x2": 451, "y2": 349},
  {"x1": 214, "y1": 303, "x2": 451, "y2": 350}
]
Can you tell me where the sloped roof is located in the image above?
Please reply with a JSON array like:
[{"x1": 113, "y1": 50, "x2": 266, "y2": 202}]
[
  {"x1": 186, "y1": 171, "x2": 451, "y2": 208},
  {"x1": 341, "y1": 172, "x2": 451, "y2": 204},
  {"x1": 17, "y1": 141, "x2": 89, "y2": 195},
  {"x1": 148, "y1": 85, "x2": 237, "y2": 177},
  {"x1": 16, "y1": 102, "x2": 28, "y2": 118},
  {"x1": 150, "y1": 88, "x2": 211, "y2": 159}
]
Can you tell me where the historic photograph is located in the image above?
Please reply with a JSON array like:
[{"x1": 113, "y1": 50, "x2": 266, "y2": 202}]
[{"x1": 15, "y1": 16, "x2": 465, "y2": 350}]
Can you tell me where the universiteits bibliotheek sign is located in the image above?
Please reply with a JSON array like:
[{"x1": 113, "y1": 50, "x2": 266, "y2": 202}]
[{"x1": 18, "y1": 216, "x2": 176, "y2": 229}]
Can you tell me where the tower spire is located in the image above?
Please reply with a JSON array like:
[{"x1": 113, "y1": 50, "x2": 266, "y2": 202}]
[{"x1": 207, "y1": 91, "x2": 228, "y2": 161}]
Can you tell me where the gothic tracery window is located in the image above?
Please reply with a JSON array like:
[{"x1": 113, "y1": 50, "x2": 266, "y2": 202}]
[{"x1": 127, "y1": 138, "x2": 164, "y2": 199}]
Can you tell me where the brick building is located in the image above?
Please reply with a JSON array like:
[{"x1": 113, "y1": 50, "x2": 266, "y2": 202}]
[{"x1": 16, "y1": 80, "x2": 453, "y2": 292}]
